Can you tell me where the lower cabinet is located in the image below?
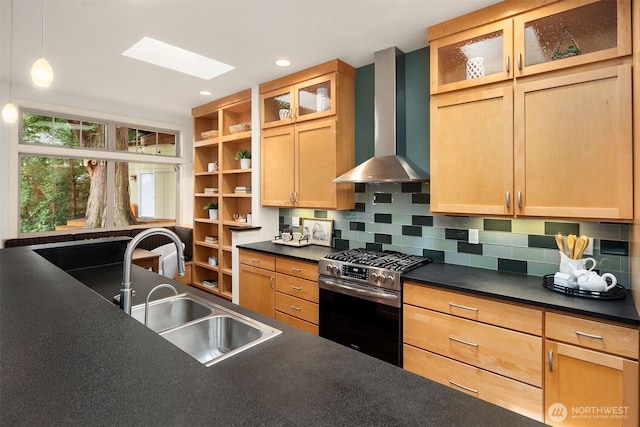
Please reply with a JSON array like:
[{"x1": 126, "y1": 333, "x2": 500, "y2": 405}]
[
  {"x1": 545, "y1": 312, "x2": 639, "y2": 427},
  {"x1": 404, "y1": 282, "x2": 640, "y2": 425},
  {"x1": 403, "y1": 282, "x2": 543, "y2": 421},
  {"x1": 239, "y1": 249, "x2": 319, "y2": 335}
]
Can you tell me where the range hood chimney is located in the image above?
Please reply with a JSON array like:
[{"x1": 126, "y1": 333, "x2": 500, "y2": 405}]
[{"x1": 334, "y1": 47, "x2": 430, "y2": 184}]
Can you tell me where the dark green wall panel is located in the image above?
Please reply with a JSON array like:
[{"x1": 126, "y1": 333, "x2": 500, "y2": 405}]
[{"x1": 355, "y1": 63, "x2": 374, "y2": 165}]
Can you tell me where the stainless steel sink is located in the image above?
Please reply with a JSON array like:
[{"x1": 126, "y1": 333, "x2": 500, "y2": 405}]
[
  {"x1": 131, "y1": 295, "x2": 214, "y2": 333},
  {"x1": 133, "y1": 292, "x2": 281, "y2": 366}
]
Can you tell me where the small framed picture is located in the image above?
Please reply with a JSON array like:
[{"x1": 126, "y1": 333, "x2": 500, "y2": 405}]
[{"x1": 301, "y1": 218, "x2": 333, "y2": 247}]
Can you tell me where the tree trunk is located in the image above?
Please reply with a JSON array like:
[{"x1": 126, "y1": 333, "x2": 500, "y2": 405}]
[{"x1": 83, "y1": 125, "x2": 137, "y2": 228}]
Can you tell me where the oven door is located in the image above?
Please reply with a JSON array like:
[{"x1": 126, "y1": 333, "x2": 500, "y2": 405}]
[{"x1": 318, "y1": 276, "x2": 402, "y2": 366}]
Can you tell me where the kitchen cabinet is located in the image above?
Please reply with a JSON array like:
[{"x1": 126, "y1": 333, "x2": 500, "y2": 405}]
[
  {"x1": 431, "y1": 64, "x2": 633, "y2": 219},
  {"x1": 545, "y1": 312, "x2": 639, "y2": 426},
  {"x1": 239, "y1": 250, "x2": 276, "y2": 318},
  {"x1": 259, "y1": 59, "x2": 355, "y2": 210},
  {"x1": 239, "y1": 249, "x2": 319, "y2": 335},
  {"x1": 274, "y1": 256, "x2": 319, "y2": 335},
  {"x1": 403, "y1": 282, "x2": 543, "y2": 421},
  {"x1": 428, "y1": 0, "x2": 633, "y2": 220},
  {"x1": 429, "y1": 0, "x2": 631, "y2": 94},
  {"x1": 192, "y1": 90, "x2": 253, "y2": 300}
]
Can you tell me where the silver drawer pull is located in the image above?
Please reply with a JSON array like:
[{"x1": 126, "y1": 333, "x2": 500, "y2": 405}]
[
  {"x1": 290, "y1": 286, "x2": 302, "y2": 291},
  {"x1": 449, "y1": 336, "x2": 478, "y2": 347},
  {"x1": 575, "y1": 330, "x2": 604, "y2": 340},
  {"x1": 291, "y1": 305, "x2": 301, "y2": 311},
  {"x1": 251, "y1": 259, "x2": 260, "y2": 263},
  {"x1": 448, "y1": 303, "x2": 478, "y2": 312},
  {"x1": 290, "y1": 268, "x2": 302, "y2": 272},
  {"x1": 548, "y1": 350, "x2": 554, "y2": 372},
  {"x1": 450, "y1": 380, "x2": 478, "y2": 394}
]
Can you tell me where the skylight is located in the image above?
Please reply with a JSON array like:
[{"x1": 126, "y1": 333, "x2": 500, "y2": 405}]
[{"x1": 122, "y1": 37, "x2": 234, "y2": 80}]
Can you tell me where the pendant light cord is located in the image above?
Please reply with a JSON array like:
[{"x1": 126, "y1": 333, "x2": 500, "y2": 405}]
[
  {"x1": 8, "y1": 0, "x2": 13, "y2": 96},
  {"x1": 41, "y1": 0, "x2": 45, "y2": 57}
]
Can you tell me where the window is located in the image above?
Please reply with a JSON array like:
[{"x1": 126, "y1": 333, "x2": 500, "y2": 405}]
[{"x1": 18, "y1": 110, "x2": 182, "y2": 234}]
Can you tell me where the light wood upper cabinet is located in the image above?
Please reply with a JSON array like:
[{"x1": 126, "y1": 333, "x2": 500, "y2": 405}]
[
  {"x1": 514, "y1": 0, "x2": 631, "y2": 78},
  {"x1": 429, "y1": 0, "x2": 633, "y2": 220},
  {"x1": 430, "y1": 19, "x2": 513, "y2": 94},
  {"x1": 261, "y1": 74, "x2": 336, "y2": 129},
  {"x1": 514, "y1": 64, "x2": 633, "y2": 220},
  {"x1": 430, "y1": 0, "x2": 631, "y2": 94},
  {"x1": 260, "y1": 59, "x2": 355, "y2": 210},
  {"x1": 430, "y1": 86, "x2": 514, "y2": 216}
]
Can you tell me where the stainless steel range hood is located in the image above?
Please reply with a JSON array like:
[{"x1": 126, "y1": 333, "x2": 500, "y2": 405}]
[{"x1": 334, "y1": 47, "x2": 430, "y2": 184}]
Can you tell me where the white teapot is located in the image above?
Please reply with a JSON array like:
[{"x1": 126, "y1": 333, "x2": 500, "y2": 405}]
[{"x1": 575, "y1": 270, "x2": 618, "y2": 293}]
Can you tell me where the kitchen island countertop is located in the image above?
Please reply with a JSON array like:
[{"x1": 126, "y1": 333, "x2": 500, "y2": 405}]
[{"x1": 0, "y1": 244, "x2": 541, "y2": 426}]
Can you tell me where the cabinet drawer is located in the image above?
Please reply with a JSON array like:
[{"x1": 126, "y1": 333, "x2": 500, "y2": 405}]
[
  {"x1": 404, "y1": 305, "x2": 542, "y2": 387},
  {"x1": 275, "y1": 273, "x2": 318, "y2": 303},
  {"x1": 404, "y1": 344, "x2": 542, "y2": 422},
  {"x1": 276, "y1": 293, "x2": 319, "y2": 325},
  {"x1": 404, "y1": 282, "x2": 542, "y2": 336},
  {"x1": 276, "y1": 257, "x2": 318, "y2": 281},
  {"x1": 239, "y1": 250, "x2": 275, "y2": 270},
  {"x1": 275, "y1": 311, "x2": 319, "y2": 335},
  {"x1": 546, "y1": 312, "x2": 639, "y2": 359}
]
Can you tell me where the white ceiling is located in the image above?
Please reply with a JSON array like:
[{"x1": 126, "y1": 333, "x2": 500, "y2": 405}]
[{"x1": 1, "y1": 0, "x2": 500, "y2": 121}]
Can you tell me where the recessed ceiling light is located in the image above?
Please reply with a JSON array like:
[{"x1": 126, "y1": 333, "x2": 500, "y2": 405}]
[
  {"x1": 200, "y1": 90, "x2": 212, "y2": 96},
  {"x1": 275, "y1": 59, "x2": 291, "y2": 67},
  {"x1": 122, "y1": 37, "x2": 234, "y2": 80}
]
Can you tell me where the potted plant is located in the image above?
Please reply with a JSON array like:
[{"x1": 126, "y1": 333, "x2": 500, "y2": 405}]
[
  {"x1": 203, "y1": 202, "x2": 218, "y2": 220},
  {"x1": 235, "y1": 149, "x2": 252, "y2": 169},
  {"x1": 277, "y1": 100, "x2": 291, "y2": 120}
]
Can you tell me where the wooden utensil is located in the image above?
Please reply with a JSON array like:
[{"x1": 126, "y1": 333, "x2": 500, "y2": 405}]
[
  {"x1": 574, "y1": 235, "x2": 589, "y2": 259},
  {"x1": 567, "y1": 234, "x2": 577, "y2": 259},
  {"x1": 555, "y1": 233, "x2": 565, "y2": 254}
]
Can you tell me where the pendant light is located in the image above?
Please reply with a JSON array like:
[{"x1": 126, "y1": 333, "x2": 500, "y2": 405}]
[
  {"x1": 2, "y1": 0, "x2": 18, "y2": 123},
  {"x1": 31, "y1": 0, "x2": 53, "y2": 88}
]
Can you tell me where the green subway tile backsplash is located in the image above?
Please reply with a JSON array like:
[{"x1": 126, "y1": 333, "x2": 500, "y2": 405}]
[{"x1": 281, "y1": 185, "x2": 630, "y2": 287}]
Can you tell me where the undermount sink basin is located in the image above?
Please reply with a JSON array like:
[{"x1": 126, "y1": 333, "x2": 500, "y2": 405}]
[
  {"x1": 133, "y1": 292, "x2": 281, "y2": 366},
  {"x1": 131, "y1": 295, "x2": 214, "y2": 333}
]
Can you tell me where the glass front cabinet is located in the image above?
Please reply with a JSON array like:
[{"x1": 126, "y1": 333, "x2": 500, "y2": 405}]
[
  {"x1": 430, "y1": 0, "x2": 631, "y2": 94},
  {"x1": 261, "y1": 73, "x2": 336, "y2": 129}
]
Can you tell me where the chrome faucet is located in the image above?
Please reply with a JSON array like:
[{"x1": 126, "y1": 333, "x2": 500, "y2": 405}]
[
  {"x1": 144, "y1": 284, "x2": 179, "y2": 326},
  {"x1": 120, "y1": 227, "x2": 186, "y2": 315}
]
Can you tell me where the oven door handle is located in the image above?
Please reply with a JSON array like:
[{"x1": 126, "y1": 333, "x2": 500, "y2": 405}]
[{"x1": 318, "y1": 277, "x2": 398, "y2": 301}]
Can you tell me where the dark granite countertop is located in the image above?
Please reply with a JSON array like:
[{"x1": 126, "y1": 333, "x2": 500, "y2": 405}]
[
  {"x1": 238, "y1": 240, "x2": 338, "y2": 262},
  {"x1": 404, "y1": 263, "x2": 640, "y2": 326},
  {"x1": 0, "y1": 245, "x2": 542, "y2": 426},
  {"x1": 240, "y1": 241, "x2": 640, "y2": 326}
]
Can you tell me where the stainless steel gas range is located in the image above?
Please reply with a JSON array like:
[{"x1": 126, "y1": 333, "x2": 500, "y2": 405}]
[{"x1": 318, "y1": 248, "x2": 431, "y2": 366}]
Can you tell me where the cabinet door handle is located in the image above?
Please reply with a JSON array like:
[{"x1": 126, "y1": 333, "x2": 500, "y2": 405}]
[
  {"x1": 548, "y1": 350, "x2": 554, "y2": 372},
  {"x1": 505, "y1": 191, "x2": 511, "y2": 208},
  {"x1": 448, "y1": 302, "x2": 478, "y2": 312},
  {"x1": 291, "y1": 305, "x2": 301, "y2": 311},
  {"x1": 290, "y1": 285, "x2": 302, "y2": 291},
  {"x1": 293, "y1": 192, "x2": 299, "y2": 203},
  {"x1": 505, "y1": 55, "x2": 510, "y2": 73},
  {"x1": 517, "y1": 191, "x2": 522, "y2": 209},
  {"x1": 449, "y1": 380, "x2": 478, "y2": 394},
  {"x1": 289, "y1": 192, "x2": 294, "y2": 203},
  {"x1": 269, "y1": 277, "x2": 275, "y2": 289},
  {"x1": 575, "y1": 330, "x2": 604, "y2": 340},
  {"x1": 517, "y1": 52, "x2": 522, "y2": 70},
  {"x1": 449, "y1": 336, "x2": 478, "y2": 347},
  {"x1": 290, "y1": 268, "x2": 302, "y2": 272}
]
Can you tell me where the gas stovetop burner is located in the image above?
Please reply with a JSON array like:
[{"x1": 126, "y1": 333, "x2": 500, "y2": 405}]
[{"x1": 324, "y1": 248, "x2": 431, "y2": 272}]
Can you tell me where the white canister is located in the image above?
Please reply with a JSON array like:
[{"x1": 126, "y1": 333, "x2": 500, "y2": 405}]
[
  {"x1": 208, "y1": 256, "x2": 218, "y2": 266},
  {"x1": 466, "y1": 57, "x2": 485, "y2": 80},
  {"x1": 317, "y1": 87, "x2": 330, "y2": 112},
  {"x1": 207, "y1": 162, "x2": 218, "y2": 172}
]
